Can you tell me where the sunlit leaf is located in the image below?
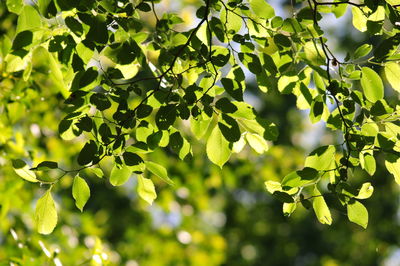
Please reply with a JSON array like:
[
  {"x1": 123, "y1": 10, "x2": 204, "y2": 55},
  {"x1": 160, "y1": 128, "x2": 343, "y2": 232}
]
[{"x1": 35, "y1": 189, "x2": 57, "y2": 234}]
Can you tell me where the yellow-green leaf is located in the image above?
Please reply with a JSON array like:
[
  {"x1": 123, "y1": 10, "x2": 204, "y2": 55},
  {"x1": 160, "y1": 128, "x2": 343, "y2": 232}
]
[
  {"x1": 347, "y1": 200, "x2": 368, "y2": 229},
  {"x1": 35, "y1": 189, "x2": 57, "y2": 234},
  {"x1": 249, "y1": 0, "x2": 275, "y2": 19},
  {"x1": 12, "y1": 159, "x2": 38, "y2": 183},
  {"x1": 356, "y1": 182, "x2": 374, "y2": 199},
  {"x1": 245, "y1": 133, "x2": 269, "y2": 154},
  {"x1": 137, "y1": 175, "x2": 157, "y2": 205},
  {"x1": 384, "y1": 62, "x2": 400, "y2": 93},
  {"x1": 352, "y1": 7, "x2": 367, "y2": 32},
  {"x1": 145, "y1": 161, "x2": 174, "y2": 185},
  {"x1": 312, "y1": 187, "x2": 332, "y2": 225},
  {"x1": 385, "y1": 154, "x2": 400, "y2": 185},
  {"x1": 361, "y1": 67, "x2": 384, "y2": 103},
  {"x1": 110, "y1": 164, "x2": 132, "y2": 186},
  {"x1": 305, "y1": 145, "x2": 336, "y2": 171},
  {"x1": 206, "y1": 125, "x2": 231, "y2": 168},
  {"x1": 72, "y1": 175, "x2": 90, "y2": 211}
]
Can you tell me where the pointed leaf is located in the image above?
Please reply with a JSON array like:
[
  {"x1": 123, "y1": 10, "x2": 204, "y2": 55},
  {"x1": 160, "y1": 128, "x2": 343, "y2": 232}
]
[
  {"x1": 361, "y1": 67, "x2": 384, "y2": 103},
  {"x1": 305, "y1": 145, "x2": 336, "y2": 171},
  {"x1": 384, "y1": 62, "x2": 400, "y2": 93},
  {"x1": 347, "y1": 200, "x2": 368, "y2": 229},
  {"x1": 12, "y1": 159, "x2": 38, "y2": 182},
  {"x1": 356, "y1": 182, "x2": 374, "y2": 199},
  {"x1": 72, "y1": 175, "x2": 90, "y2": 211},
  {"x1": 110, "y1": 164, "x2": 132, "y2": 186},
  {"x1": 35, "y1": 189, "x2": 57, "y2": 234},
  {"x1": 145, "y1": 161, "x2": 174, "y2": 185},
  {"x1": 206, "y1": 125, "x2": 231, "y2": 168},
  {"x1": 312, "y1": 188, "x2": 332, "y2": 225},
  {"x1": 245, "y1": 133, "x2": 269, "y2": 154},
  {"x1": 137, "y1": 175, "x2": 157, "y2": 205}
]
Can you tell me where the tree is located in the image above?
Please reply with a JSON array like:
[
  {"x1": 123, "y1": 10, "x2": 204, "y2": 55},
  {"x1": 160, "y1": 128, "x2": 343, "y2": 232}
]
[{"x1": 1, "y1": 0, "x2": 400, "y2": 264}]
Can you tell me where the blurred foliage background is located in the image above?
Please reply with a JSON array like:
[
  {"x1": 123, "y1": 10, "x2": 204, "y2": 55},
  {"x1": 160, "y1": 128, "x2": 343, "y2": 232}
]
[{"x1": 1, "y1": 0, "x2": 400, "y2": 265}]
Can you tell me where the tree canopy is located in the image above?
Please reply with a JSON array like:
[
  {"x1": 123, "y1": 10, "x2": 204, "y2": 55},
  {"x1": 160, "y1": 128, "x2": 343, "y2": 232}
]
[{"x1": 1, "y1": 0, "x2": 400, "y2": 264}]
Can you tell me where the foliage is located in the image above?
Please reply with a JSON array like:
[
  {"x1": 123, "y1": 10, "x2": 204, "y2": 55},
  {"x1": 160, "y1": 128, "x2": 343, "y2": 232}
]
[{"x1": 1, "y1": 0, "x2": 400, "y2": 264}]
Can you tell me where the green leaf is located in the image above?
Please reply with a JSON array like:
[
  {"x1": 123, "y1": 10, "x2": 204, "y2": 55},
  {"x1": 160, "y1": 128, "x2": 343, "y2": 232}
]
[
  {"x1": 356, "y1": 182, "x2": 374, "y2": 199},
  {"x1": 304, "y1": 42, "x2": 326, "y2": 66},
  {"x1": 249, "y1": 0, "x2": 275, "y2": 19},
  {"x1": 312, "y1": 188, "x2": 332, "y2": 225},
  {"x1": 6, "y1": 0, "x2": 24, "y2": 14},
  {"x1": 190, "y1": 114, "x2": 212, "y2": 140},
  {"x1": 283, "y1": 202, "x2": 297, "y2": 217},
  {"x1": 38, "y1": 0, "x2": 51, "y2": 16},
  {"x1": 12, "y1": 159, "x2": 38, "y2": 183},
  {"x1": 360, "y1": 153, "x2": 376, "y2": 176},
  {"x1": 353, "y1": 44, "x2": 372, "y2": 59},
  {"x1": 35, "y1": 161, "x2": 58, "y2": 171},
  {"x1": 35, "y1": 189, "x2": 57, "y2": 234},
  {"x1": 77, "y1": 141, "x2": 97, "y2": 165},
  {"x1": 352, "y1": 7, "x2": 367, "y2": 32},
  {"x1": 86, "y1": 18, "x2": 108, "y2": 44},
  {"x1": 281, "y1": 167, "x2": 319, "y2": 188},
  {"x1": 89, "y1": 167, "x2": 104, "y2": 178},
  {"x1": 385, "y1": 154, "x2": 400, "y2": 185},
  {"x1": 137, "y1": 175, "x2": 157, "y2": 205},
  {"x1": 110, "y1": 164, "x2": 132, "y2": 186},
  {"x1": 304, "y1": 145, "x2": 336, "y2": 171},
  {"x1": 90, "y1": 93, "x2": 111, "y2": 111},
  {"x1": 206, "y1": 125, "x2": 231, "y2": 168},
  {"x1": 384, "y1": 62, "x2": 400, "y2": 93},
  {"x1": 16, "y1": 5, "x2": 42, "y2": 33},
  {"x1": 145, "y1": 161, "x2": 174, "y2": 185},
  {"x1": 245, "y1": 133, "x2": 269, "y2": 154},
  {"x1": 12, "y1": 30, "x2": 33, "y2": 50},
  {"x1": 65, "y1": 16, "x2": 83, "y2": 36},
  {"x1": 72, "y1": 175, "x2": 90, "y2": 211},
  {"x1": 361, "y1": 67, "x2": 384, "y2": 103},
  {"x1": 347, "y1": 200, "x2": 368, "y2": 229}
]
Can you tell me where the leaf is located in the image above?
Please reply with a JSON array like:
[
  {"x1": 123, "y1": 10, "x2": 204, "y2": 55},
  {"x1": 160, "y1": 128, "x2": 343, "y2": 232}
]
[
  {"x1": 6, "y1": 0, "x2": 24, "y2": 14},
  {"x1": 12, "y1": 159, "x2": 38, "y2": 182},
  {"x1": 361, "y1": 67, "x2": 384, "y2": 103},
  {"x1": 356, "y1": 183, "x2": 374, "y2": 199},
  {"x1": 137, "y1": 175, "x2": 157, "y2": 205},
  {"x1": 347, "y1": 200, "x2": 368, "y2": 229},
  {"x1": 353, "y1": 44, "x2": 372, "y2": 59},
  {"x1": 16, "y1": 5, "x2": 42, "y2": 33},
  {"x1": 283, "y1": 202, "x2": 297, "y2": 217},
  {"x1": 384, "y1": 62, "x2": 400, "y2": 93},
  {"x1": 35, "y1": 161, "x2": 58, "y2": 171},
  {"x1": 206, "y1": 125, "x2": 231, "y2": 168},
  {"x1": 281, "y1": 167, "x2": 319, "y2": 188},
  {"x1": 77, "y1": 141, "x2": 97, "y2": 166},
  {"x1": 90, "y1": 167, "x2": 104, "y2": 178},
  {"x1": 304, "y1": 42, "x2": 326, "y2": 66},
  {"x1": 245, "y1": 133, "x2": 269, "y2": 154},
  {"x1": 72, "y1": 175, "x2": 90, "y2": 211},
  {"x1": 110, "y1": 164, "x2": 132, "y2": 186},
  {"x1": 352, "y1": 7, "x2": 367, "y2": 32},
  {"x1": 90, "y1": 93, "x2": 111, "y2": 111},
  {"x1": 145, "y1": 161, "x2": 174, "y2": 185},
  {"x1": 12, "y1": 30, "x2": 33, "y2": 50},
  {"x1": 35, "y1": 189, "x2": 57, "y2": 234},
  {"x1": 249, "y1": 0, "x2": 275, "y2": 19},
  {"x1": 385, "y1": 154, "x2": 400, "y2": 185},
  {"x1": 360, "y1": 153, "x2": 376, "y2": 176},
  {"x1": 312, "y1": 188, "x2": 332, "y2": 225},
  {"x1": 304, "y1": 145, "x2": 336, "y2": 171}
]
